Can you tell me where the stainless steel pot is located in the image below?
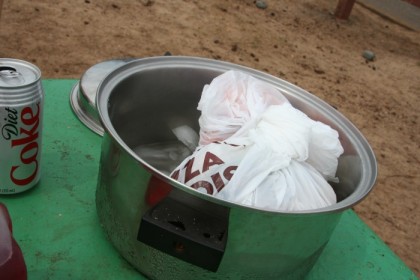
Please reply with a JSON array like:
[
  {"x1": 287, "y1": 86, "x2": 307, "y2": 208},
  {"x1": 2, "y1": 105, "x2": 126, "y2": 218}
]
[{"x1": 95, "y1": 56, "x2": 377, "y2": 279}]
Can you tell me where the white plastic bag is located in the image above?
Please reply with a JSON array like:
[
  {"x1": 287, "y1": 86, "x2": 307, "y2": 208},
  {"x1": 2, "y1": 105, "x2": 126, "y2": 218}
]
[
  {"x1": 171, "y1": 70, "x2": 344, "y2": 211},
  {"x1": 197, "y1": 70, "x2": 288, "y2": 146}
]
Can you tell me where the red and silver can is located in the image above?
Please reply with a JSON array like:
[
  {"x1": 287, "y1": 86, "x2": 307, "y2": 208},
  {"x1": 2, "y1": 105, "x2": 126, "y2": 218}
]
[{"x1": 0, "y1": 58, "x2": 44, "y2": 194}]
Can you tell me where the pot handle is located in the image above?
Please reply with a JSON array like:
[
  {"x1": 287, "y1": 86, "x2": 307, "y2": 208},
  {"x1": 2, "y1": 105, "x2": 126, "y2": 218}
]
[{"x1": 138, "y1": 186, "x2": 229, "y2": 272}]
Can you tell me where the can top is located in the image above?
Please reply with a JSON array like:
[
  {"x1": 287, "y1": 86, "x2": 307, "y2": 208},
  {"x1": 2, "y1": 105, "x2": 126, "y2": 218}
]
[{"x1": 0, "y1": 58, "x2": 41, "y2": 88}]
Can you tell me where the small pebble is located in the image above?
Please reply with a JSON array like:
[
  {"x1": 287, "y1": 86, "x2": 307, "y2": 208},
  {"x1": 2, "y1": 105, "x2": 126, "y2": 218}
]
[
  {"x1": 314, "y1": 67, "x2": 325, "y2": 74},
  {"x1": 256, "y1": 0, "x2": 268, "y2": 9},
  {"x1": 362, "y1": 50, "x2": 375, "y2": 61},
  {"x1": 141, "y1": 0, "x2": 153, "y2": 6}
]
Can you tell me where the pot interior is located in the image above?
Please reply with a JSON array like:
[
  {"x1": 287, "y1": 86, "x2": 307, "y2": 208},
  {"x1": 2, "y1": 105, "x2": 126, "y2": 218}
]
[
  {"x1": 98, "y1": 57, "x2": 377, "y2": 213},
  {"x1": 108, "y1": 67, "x2": 209, "y2": 148}
]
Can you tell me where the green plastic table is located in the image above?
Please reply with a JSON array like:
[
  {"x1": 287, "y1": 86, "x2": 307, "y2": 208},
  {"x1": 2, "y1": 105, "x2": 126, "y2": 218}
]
[{"x1": 0, "y1": 80, "x2": 417, "y2": 280}]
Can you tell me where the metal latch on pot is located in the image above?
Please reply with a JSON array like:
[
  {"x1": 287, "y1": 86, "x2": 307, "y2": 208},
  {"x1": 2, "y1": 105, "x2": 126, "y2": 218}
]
[{"x1": 138, "y1": 191, "x2": 229, "y2": 272}]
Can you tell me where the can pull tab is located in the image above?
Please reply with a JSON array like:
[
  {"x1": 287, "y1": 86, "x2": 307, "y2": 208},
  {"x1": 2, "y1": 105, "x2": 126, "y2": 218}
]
[{"x1": 0, "y1": 67, "x2": 25, "y2": 86}]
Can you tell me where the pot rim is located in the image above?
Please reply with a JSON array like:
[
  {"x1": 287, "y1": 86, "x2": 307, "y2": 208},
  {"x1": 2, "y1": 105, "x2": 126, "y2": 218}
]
[{"x1": 96, "y1": 55, "x2": 377, "y2": 216}]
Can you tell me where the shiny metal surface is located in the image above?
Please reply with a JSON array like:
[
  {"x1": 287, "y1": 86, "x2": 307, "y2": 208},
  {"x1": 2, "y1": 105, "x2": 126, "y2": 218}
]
[
  {"x1": 96, "y1": 56, "x2": 377, "y2": 279},
  {"x1": 70, "y1": 83, "x2": 103, "y2": 135},
  {"x1": 69, "y1": 59, "x2": 133, "y2": 135}
]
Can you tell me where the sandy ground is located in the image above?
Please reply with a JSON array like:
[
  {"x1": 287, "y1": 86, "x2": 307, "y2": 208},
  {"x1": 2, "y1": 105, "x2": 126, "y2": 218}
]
[{"x1": 0, "y1": 0, "x2": 419, "y2": 275}]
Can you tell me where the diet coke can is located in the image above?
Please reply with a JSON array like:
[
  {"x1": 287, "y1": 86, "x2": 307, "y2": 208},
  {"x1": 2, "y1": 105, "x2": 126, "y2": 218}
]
[{"x1": 0, "y1": 58, "x2": 44, "y2": 194}]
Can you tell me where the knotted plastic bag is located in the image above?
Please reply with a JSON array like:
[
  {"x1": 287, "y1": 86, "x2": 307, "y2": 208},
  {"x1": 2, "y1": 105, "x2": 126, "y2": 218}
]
[
  {"x1": 197, "y1": 70, "x2": 288, "y2": 145},
  {"x1": 171, "y1": 70, "x2": 344, "y2": 211}
]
